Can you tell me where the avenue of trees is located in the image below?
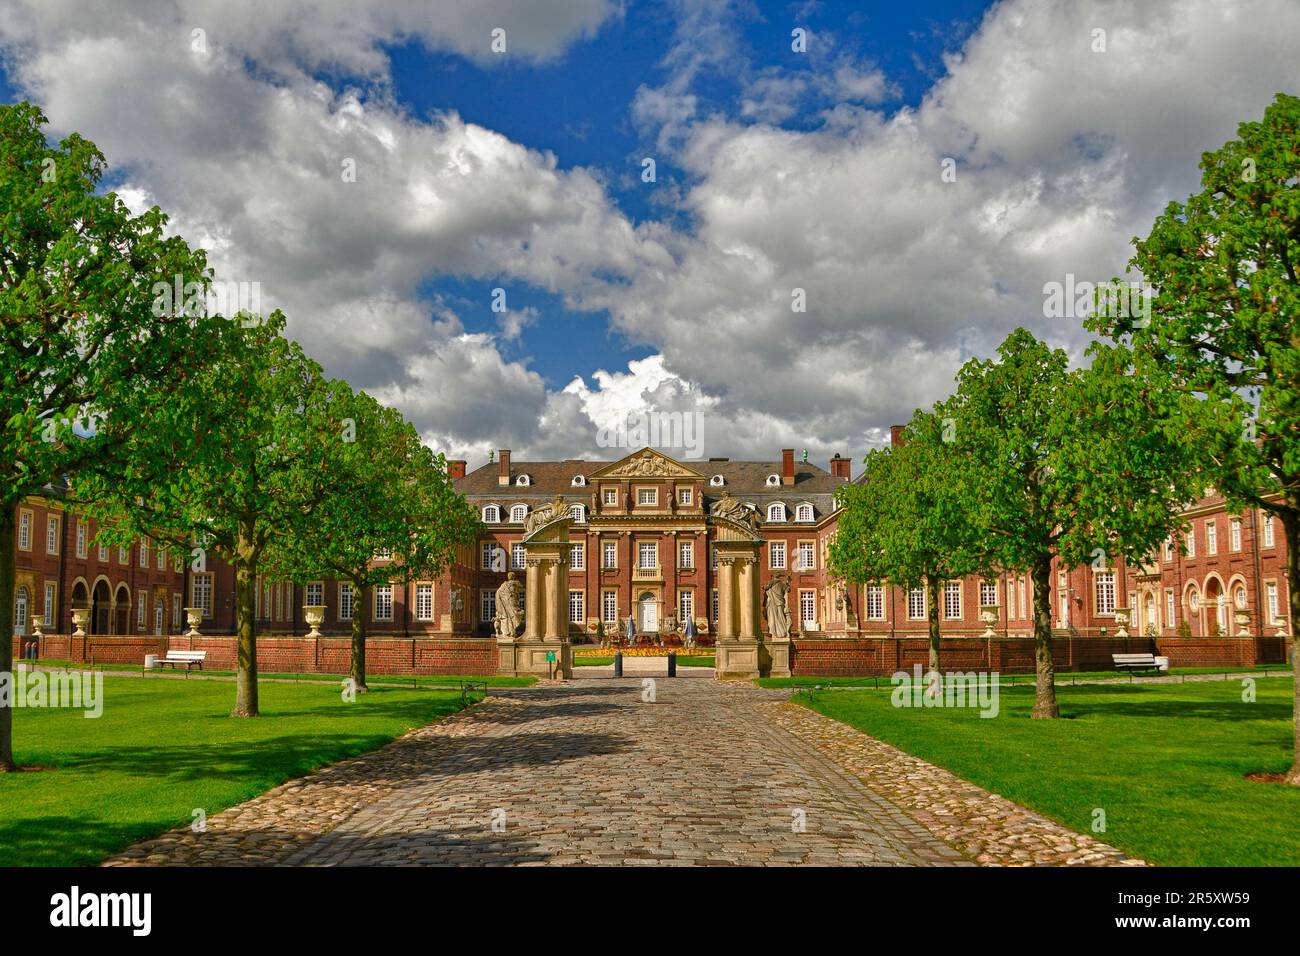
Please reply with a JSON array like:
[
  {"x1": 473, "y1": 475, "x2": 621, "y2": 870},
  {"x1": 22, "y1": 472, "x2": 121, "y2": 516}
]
[
  {"x1": 1, "y1": 103, "x2": 477, "y2": 766},
  {"x1": 832, "y1": 91, "x2": 1297, "y2": 770}
]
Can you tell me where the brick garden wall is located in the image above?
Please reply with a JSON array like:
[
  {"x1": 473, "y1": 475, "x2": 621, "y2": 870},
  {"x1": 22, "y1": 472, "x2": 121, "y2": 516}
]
[
  {"x1": 12, "y1": 634, "x2": 497, "y2": 676},
  {"x1": 789, "y1": 635, "x2": 1288, "y2": 676}
]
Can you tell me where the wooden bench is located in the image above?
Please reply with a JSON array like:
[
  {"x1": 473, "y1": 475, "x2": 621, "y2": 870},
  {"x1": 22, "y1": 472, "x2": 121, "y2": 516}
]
[
  {"x1": 1112, "y1": 653, "x2": 1167, "y2": 674},
  {"x1": 157, "y1": 650, "x2": 207, "y2": 672}
]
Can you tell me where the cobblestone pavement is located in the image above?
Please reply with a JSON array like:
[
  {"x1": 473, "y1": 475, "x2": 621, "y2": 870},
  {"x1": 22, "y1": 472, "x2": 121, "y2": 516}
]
[{"x1": 106, "y1": 678, "x2": 1138, "y2": 867}]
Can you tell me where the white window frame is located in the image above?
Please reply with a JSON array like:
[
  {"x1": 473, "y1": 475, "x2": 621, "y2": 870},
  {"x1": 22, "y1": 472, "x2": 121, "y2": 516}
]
[
  {"x1": 511, "y1": 543, "x2": 526, "y2": 571},
  {"x1": 570, "y1": 504, "x2": 586, "y2": 523},
  {"x1": 767, "y1": 503, "x2": 786, "y2": 523},
  {"x1": 797, "y1": 540, "x2": 815, "y2": 572},
  {"x1": 1230, "y1": 518, "x2": 1242, "y2": 552},
  {"x1": 943, "y1": 582, "x2": 962, "y2": 620},
  {"x1": 603, "y1": 541, "x2": 617, "y2": 569},
  {"x1": 796, "y1": 504, "x2": 813, "y2": 522},
  {"x1": 18, "y1": 511, "x2": 31, "y2": 551},
  {"x1": 46, "y1": 515, "x2": 60, "y2": 555},
  {"x1": 373, "y1": 585, "x2": 393, "y2": 623},
  {"x1": 510, "y1": 504, "x2": 528, "y2": 523},
  {"x1": 1206, "y1": 521, "x2": 1217, "y2": 555},
  {"x1": 638, "y1": 541, "x2": 658, "y2": 570},
  {"x1": 636, "y1": 488, "x2": 658, "y2": 506},
  {"x1": 415, "y1": 583, "x2": 434, "y2": 622},
  {"x1": 866, "y1": 585, "x2": 884, "y2": 620},
  {"x1": 192, "y1": 573, "x2": 213, "y2": 618},
  {"x1": 908, "y1": 588, "x2": 925, "y2": 621},
  {"x1": 570, "y1": 542, "x2": 585, "y2": 571},
  {"x1": 678, "y1": 590, "x2": 694, "y2": 623},
  {"x1": 602, "y1": 590, "x2": 618, "y2": 624},
  {"x1": 1095, "y1": 570, "x2": 1116, "y2": 616},
  {"x1": 482, "y1": 505, "x2": 500, "y2": 523},
  {"x1": 678, "y1": 488, "x2": 693, "y2": 506},
  {"x1": 799, "y1": 589, "x2": 816, "y2": 626},
  {"x1": 678, "y1": 541, "x2": 694, "y2": 569},
  {"x1": 339, "y1": 582, "x2": 354, "y2": 621},
  {"x1": 769, "y1": 541, "x2": 786, "y2": 570},
  {"x1": 481, "y1": 588, "x2": 497, "y2": 624},
  {"x1": 305, "y1": 581, "x2": 323, "y2": 607},
  {"x1": 568, "y1": 590, "x2": 584, "y2": 625}
]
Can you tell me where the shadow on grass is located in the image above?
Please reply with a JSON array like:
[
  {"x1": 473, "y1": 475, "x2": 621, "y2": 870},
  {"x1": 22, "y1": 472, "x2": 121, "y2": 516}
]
[{"x1": 0, "y1": 815, "x2": 166, "y2": 868}]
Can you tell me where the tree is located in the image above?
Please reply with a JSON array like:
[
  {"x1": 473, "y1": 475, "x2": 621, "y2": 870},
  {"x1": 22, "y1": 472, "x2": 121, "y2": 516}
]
[
  {"x1": 80, "y1": 313, "x2": 352, "y2": 717},
  {"x1": 830, "y1": 410, "x2": 982, "y2": 671},
  {"x1": 0, "y1": 102, "x2": 217, "y2": 770},
  {"x1": 1089, "y1": 93, "x2": 1300, "y2": 778},
  {"x1": 265, "y1": 390, "x2": 478, "y2": 691},
  {"x1": 945, "y1": 329, "x2": 1203, "y2": 718}
]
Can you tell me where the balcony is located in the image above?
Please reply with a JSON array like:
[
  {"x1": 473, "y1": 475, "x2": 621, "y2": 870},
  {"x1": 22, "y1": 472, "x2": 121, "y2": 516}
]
[{"x1": 632, "y1": 565, "x2": 663, "y2": 583}]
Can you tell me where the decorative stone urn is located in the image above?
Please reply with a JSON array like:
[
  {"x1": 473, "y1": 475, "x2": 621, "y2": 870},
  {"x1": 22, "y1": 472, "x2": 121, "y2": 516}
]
[
  {"x1": 1113, "y1": 607, "x2": 1131, "y2": 638},
  {"x1": 71, "y1": 607, "x2": 90, "y2": 639},
  {"x1": 31, "y1": 615, "x2": 45, "y2": 639},
  {"x1": 184, "y1": 607, "x2": 203, "y2": 638},
  {"x1": 979, "y1": 604, "x2": 999, "y2": 638},
  {"x1": 304, "y1": 605, "x2": 326, "y2": 639},
  {"x1": 1234, "y1": 608, "x2": 1251, "y2": 637}
]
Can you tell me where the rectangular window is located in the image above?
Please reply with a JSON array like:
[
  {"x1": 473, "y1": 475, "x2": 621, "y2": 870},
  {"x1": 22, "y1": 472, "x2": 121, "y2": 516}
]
[
  {"x1": 1206, "y1": 521, "x2": 1217, "y2": 555},
  {"x1": 979, "y1": 580, "x2": 998, "y2": 607},
  {"x1": 174, "y1": 553, "x2": 183, "y2": 573},
  {"x1": 137, "y1": 590, "x2": 147, "y2": 626},
  {"x1": 678, "y1": 590, "x2": 694, "y2": 623},
  {"x1": 511, "y1": 543, "x2": 526, "y2": 571},
  {"x1": 480, "y1": 542, "x2": 493, "y2": 569},
  {"x1": 139, "y1": 538, "x2": 149, "y2": 567},
  {"x1": 943, "y1": 582, "x2": 962, "y2": 620},
  {"x1": 339, "y1": 583, "x2": 354, "y2": 621},
  {"x1": 1267, "y1": 582, "x2": 1280, "y2": 624},
  {"x1": 638, "y1": 541, "x2": 658, "y2": 569},
  {"x1": 637, "y1": 488, "x2": 657, "y2": 506},
  {"x1": 1185, "y1": 528, "x2": 1195, "y2": 558},
  {"x1": 98, "y1": 541, "x2": 109, "y2": 562},
  {"x1": 192, "y1": 574, "x2": 212, "y2": 617},
  {"x1": 866, "y1": 585, "x2": 884, "y2": 620},
  {"x1": 908, "y1": 588, "x2": 925, "y2": 620},
  {"x1": 481, "y1": 588, "x2": 496, "y2": 624},
  {"x1": 1263, "y1": 514, "x2": 1275, "y2": 547},
  {"x1": 46, "y1": 515, "x2": 60, "y2": 555},
  {"x1": 1166, "y1": 590, "x2": 1175, "y2": 630},
  {"x1": 678, "y1": 541, "x2": 694, "y2": 569},
  {"x1": 1163, "y1": 537, "x2": 1173, "y2": 561},
  {"x1": 305, "y1": 581, "x2": 323, "y2": 607},
  {"x1": 678, "y1": 488, "x2": 692, "y2": 506},
  {"x1": 797, "y1": 541, "x2": 815, "y2": 572},
  {"x1": 800, "y1": 590, "x2": 816, "y2": 626},
  {"x1": 373, "y1": 585, "x2": 393, "y2": 622},
  {"x1": 18, "y1": 511, "x2": 31, "y2": 550},
  {"x1": 711, "y1": 545, "x2": 718, "y2": 569},
  {"x1": 157, "y1": 545, "x2": 167, "y2": 570},
  {"x1": 119, "y1": 545, "x2": 129, "y2": 565},
  {"x1": 415, "y1": 583, "x2": 434, "y2": 621},
  {"x1": 568, "y1": 590, "x2": 584, "y2": 625},
  {"x1": 1095, "y1": 571, "x2": 1116, "y2": 615},
  {"x1": 769, "y1": 541, "x2": 786, "y2": 570},
  {"x1": 603, "y1": 488, "x2": 618, "y2": 506},
  {"x1": 44, "y1": 582, "x2": 57, "y2": 619},
  {"x1": 1230, "y1": 519, "x2": 1242, "y2": 552},
  {"x1": 172, "y1": 594, "x2": 182, "y2": 629},
  {"x1": 603, "y1": 541, "x2": 617, "y2": 569},
  {"x1": 76, "y1": 521, "x2": 87, "y2": 558},
  {"x1": 711, "y1": 588, "x2": 719, "y2": 623},
  {"x1": 570, "y1": 542, "x2": 585, "y2": 571},
  {"x1": 602, "y1": 590, "x2": 618, "y2": 623},
  {"x1": 1058, "y1": 591, "x2": 1069, "y2": 628},
  {"x1": 1019, "y1": 579, "x2": 1028, "y2": 618}
]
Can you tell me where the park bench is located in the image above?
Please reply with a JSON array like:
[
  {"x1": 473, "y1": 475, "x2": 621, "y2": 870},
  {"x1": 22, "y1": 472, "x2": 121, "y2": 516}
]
[
  {"x1": 457, "y1": 679, "x2": 488, "y2": 705},
  {"x1": 156, "y1": 650, "x2": 208, "y2": 672},
  {"x1": 1111, "y1": 652, "x2": 1168, "y2": 674}
]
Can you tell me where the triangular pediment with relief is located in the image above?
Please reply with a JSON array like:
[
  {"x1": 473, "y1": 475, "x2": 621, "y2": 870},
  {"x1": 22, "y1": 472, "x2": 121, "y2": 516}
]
[{"x1": 588, "y1": 447, "x2": 704, "y2": 481}]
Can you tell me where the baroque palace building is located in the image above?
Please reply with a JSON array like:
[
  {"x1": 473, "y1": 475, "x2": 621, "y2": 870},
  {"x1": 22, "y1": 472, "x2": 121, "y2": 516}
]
[{"x1": 10, "y1": 444, "x2": 1294, "y2": 654}]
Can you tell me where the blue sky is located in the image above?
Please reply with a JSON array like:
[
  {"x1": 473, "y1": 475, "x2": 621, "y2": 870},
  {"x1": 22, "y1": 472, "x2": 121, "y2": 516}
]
[{"x1": 2, "y1": 1, "x2": 1296, "y2": 462}]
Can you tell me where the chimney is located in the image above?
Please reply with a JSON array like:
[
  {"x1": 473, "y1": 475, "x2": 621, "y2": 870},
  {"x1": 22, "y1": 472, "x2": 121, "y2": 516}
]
[
  {"x1": 781, "y1": 448, "x2": 795, "y2": 485},
  {"x1": 829, "y1": 454, "x2": 851, "y2": 481},
  {"x1": 889, "y1": 425, "x2": 906, "y2": 448},
  {"x1": 448, "y1": 459, "x2": 467, "y2": 480},
  {"x1": 497, "y1": 449, "x2": 511, "y2": 486}
]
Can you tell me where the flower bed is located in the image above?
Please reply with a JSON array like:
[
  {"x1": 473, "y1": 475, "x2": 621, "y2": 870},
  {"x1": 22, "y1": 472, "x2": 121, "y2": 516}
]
[{"x1": 573, "y1": 646, "x2": 714, "y2": 658}]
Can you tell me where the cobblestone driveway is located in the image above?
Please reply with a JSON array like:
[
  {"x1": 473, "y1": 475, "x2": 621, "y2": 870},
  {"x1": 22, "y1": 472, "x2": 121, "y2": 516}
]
[{"x1": 107, "y1": 678, "x2": 1138, "y2": 867}]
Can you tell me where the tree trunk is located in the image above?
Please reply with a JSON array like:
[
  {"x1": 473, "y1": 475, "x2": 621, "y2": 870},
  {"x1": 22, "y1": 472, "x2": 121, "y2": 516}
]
[
  {"x1": 0, "y1": 505, "x2": 16, "y2": 771},
  {"x1": 1283, "y1": 510, "x2": 1300, "y2": 785},
  {"x1": 232, "y1": 560, "x2": 259, "y2": 717},
  {"x1": 926, "y1": 576, "x2": 942, "y2": 673},
  {"x1": 1031, "y1": 556, "x2": 1059, "y2": 719},
  {"x1": 349, "y1": 578, "x2": 368, "y2": 692}
]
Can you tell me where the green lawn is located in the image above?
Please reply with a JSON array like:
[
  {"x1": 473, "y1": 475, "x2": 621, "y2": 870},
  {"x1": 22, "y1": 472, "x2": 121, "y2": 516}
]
[
  {"x1": 797, "y1": 677, "x2": 1300, "y2": 866},
  {"x1": 26, "y1": 659, "x2": 535, "y2": 687},
  {"x1": 759, "y1": 663, "x2": 1287, "y2": 690},
  {"x1": 0, "y1": 675, "x2": 473, "y2": 866}
]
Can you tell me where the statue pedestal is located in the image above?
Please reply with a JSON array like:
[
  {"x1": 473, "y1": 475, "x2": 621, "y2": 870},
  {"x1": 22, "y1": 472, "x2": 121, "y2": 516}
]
[
  {"x1": 763, "y1": 635, "x2": 792, "y2": 678},
  {"x1": 498, "y1": 638, "x2": 572, "y2": 679},
  {"x1": 715, "y1": 639, "x2": 761, "y2": 679}
]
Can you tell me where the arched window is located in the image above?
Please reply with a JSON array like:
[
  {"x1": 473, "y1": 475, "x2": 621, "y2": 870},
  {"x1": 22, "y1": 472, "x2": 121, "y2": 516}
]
[
  {"x1": 482, "y1": 505, "x2": 500, "y2": 523},
  {"x1": 570, "y1": 504, "x2": 587, "y2": 523},
  {"x1": 796, "y1": 503, "x2": 813, "y2": 522},
  {"x1": 510, "y1": 504, "x2": 528, "y2": 523},
  {"x1": 767, "y1": 503, "x2": 787, "y2": 523}
]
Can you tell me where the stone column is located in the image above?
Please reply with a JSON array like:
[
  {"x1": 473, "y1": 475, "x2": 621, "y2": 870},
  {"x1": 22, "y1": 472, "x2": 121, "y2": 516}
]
[
  {"x1": 738, "y1": 556, "x2": 756, "y2": 640},
  {"x1": 717, "y1": 557, "x2": 736, "y2": 640},
  {"x1": 525, "y1": 558, "x2": 541, "y2": 640}
]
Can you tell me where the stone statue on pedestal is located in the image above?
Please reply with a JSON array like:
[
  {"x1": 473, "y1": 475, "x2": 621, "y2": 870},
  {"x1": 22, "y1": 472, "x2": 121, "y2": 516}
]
[
  {"x1": 764, "y1": 574, "x2": 792, "y2": 639},
  {"x1": 494, "y1": 572, "x2": 522, "y2": 637}
]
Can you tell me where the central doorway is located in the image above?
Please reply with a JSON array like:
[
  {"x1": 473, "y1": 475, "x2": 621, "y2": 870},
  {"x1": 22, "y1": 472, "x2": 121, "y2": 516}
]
[{"x1": 638, "y1": 591, "x2": 658, "y2": 635}]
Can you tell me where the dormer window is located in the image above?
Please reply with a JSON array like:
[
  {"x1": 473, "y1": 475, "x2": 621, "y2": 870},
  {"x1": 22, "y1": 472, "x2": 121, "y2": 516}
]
[
  {"x1": 570, "y1": 504, "x2": 587, "y2": 523},
  {"x1": 796, "y1": 503, "x2": 813, "y2": 522},
  {"x1": 710, "y1": 475, "x2": 725, "y2": 487},
  {"x1": 765, "y1": 474, "x2": 781, "y2": 487},
  {"x1": 482, "y1": 505, "x2": 501, "y2": 523},
  {"x1": 510, "y1": 504, "x2": 528, "y2": 523},
  {"x1": 515, "y1": 474, "x2": 531, "y2": 487},
  {"x1": 767, "y1": 503, "x2": 787, "y2": 523},
  {"x1": 571, "y1": 475, "x2": 586, "y2": 487}
]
